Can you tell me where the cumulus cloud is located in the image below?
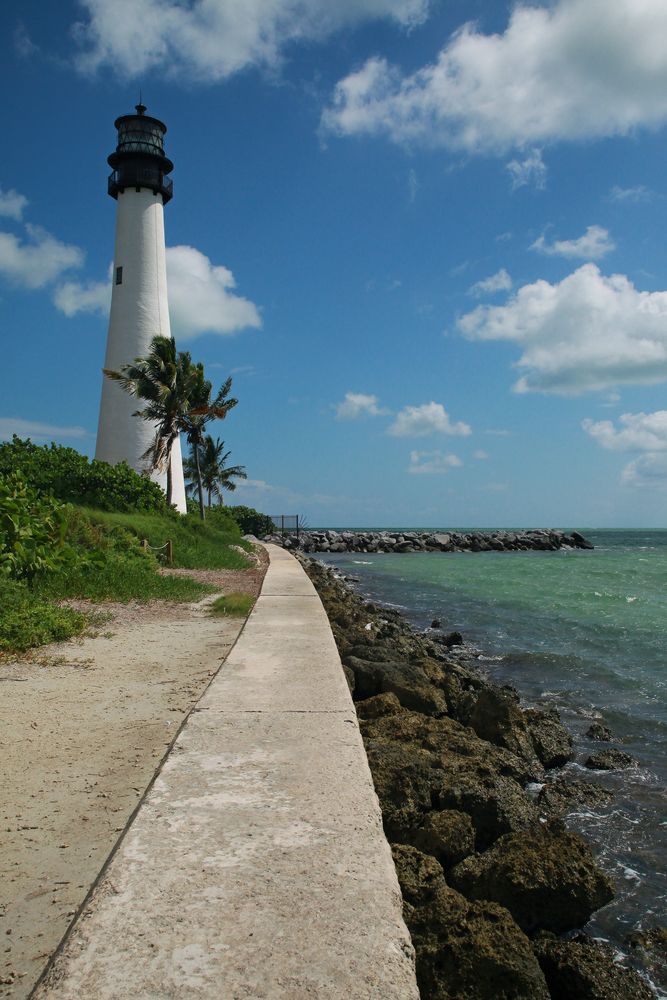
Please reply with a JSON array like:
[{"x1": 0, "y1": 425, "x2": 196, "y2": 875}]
[
  {"x1": 0, "y1": 186, "x2": 28, "y2": 221},
  {"x1": 473, "y1": 449, "x2": 488, "y2": 460},
  {"x1": 583, "y1": 411, "x2": 667, "y2": 488},
  {"x1": 506, "y1": 150, "x2": 547, "y2": 190},
  {"x1": 468, "y1": 269, "x2": 512, "y2": 298},
  {"x1": 531, "y1": 225, "x2": 615, "y2": 260},
  {"x1": 55, "y1": 245, "x2": 261, "y2": 339},
  {"x1": 582, "y1": 411, "x2": 667, "y2": 452},
  {"x1": 0, "y1": 417, "x2": 89, "y2": 442},
  {"x1": 54, "y1": 277, "x2": 110, "y2": 316},
  {"x1": 322, "y1": 0, "x2": 667, "y2": 153},
  {"x1": 388, "y1": 401, "x2": 471, "y2": 437},
  {"x1": 621, "y1": 453, "x2": 667, "y2": 488},
  {"x1": 408, "y1": 449, "x2": 462, "y2": 474},
  {"x1": 458, "y1": 263, "x2": 667, "y2": 395},
  {"x1": 72, "y1": 0, "x2": 429, "y2": 79},
  {"x1": 166, "y1": 245, "x2": 261, "y2": 340},
  {"x1": 0, "y1": 224, "x2": 84, "y2": 289},
  {"x1": 335, "y1": 392, "x2": 386, "y2": 419}
]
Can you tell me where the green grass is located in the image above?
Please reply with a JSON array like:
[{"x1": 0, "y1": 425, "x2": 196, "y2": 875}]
[
  {"x1": 209, "y1": 592, "x2": 256, "y2": 617},
  {"x1": 35, "y1": 557, "x2": 214, "y2": 604},
  {"x1": 0, "y1": 578, "x2": 88, "y2": 654},
  {"x1": 79, "y1": 508, "x2": 252, "y2": 570}
]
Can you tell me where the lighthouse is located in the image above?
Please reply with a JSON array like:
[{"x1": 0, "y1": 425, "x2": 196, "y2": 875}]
[{"x1": 95, "y1": 103, "x2": 187, "y2": 513}]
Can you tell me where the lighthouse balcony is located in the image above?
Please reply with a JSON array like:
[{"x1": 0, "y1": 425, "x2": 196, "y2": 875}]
[{"x1": 108, "y1": 167, "x2": 173, "y2": 204}]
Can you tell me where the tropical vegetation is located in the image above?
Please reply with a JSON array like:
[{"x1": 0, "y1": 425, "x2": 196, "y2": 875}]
[{"x1": 184, "y1": 436, "x2": 247, "y2": 509}]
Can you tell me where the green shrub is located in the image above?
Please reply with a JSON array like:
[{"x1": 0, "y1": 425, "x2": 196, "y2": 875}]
[
  {"x1": 0, "y1": 473, "x2": 85, "y2": 584},
  {"x1": 0, "y1": 436, "x2": 168, "y2": 513},
  {"x1": 227, "y1": 505, "x2": 275, "y2": 537},
  {"x1": 0, "y1": 577, "x2": 88, "y2": 653}
]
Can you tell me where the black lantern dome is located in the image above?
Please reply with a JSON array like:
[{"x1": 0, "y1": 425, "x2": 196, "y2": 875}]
[{"x1": 107, "y1": 103, "x2": 174, "y2": 204}]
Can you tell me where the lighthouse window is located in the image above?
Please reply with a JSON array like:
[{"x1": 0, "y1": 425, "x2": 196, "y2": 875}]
[{"x1": 115, "y1": 266, "x2": 123, "y2": 285}]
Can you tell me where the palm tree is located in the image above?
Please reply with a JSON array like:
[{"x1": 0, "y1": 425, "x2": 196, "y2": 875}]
[
  {"x1": 181, "y1": 370, "x2": 238, "y2": 520},
  {"x1": 184, "y1": 436, "x2": 247, "y2": 508},
  {"x1": 104, "y1": 336, "x2": 237, "y2": 514}
]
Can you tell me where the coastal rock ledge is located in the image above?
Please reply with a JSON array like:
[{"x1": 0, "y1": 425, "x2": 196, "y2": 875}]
[{"x1": 265, "y1": 528, "x2": 594, "y2": 554}]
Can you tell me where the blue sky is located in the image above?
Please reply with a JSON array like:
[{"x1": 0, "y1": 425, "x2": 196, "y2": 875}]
[{"x1": 2, "y1": 0, "x2": 667, "y2": 527}]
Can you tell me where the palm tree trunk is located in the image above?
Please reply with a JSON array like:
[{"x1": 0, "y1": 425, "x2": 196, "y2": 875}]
[
  {"x1": 194, "y1": 445, "x2": 206, "y2": 521},
  {"x1": 207, "y1": 490, "x2": 212, "y2": 509},
  {"x1": 166, "y1": 456, "x2": 173, "y2": 507}
]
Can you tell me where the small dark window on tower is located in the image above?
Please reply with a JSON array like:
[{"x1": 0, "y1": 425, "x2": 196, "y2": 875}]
[{"x1": 115, "y1": 266, "x2": 123, "y2": 285}]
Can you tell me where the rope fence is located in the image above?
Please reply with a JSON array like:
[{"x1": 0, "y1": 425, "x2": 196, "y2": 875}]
[{"x1": 141, "y1": 538, "x2": 173, "y2": 564}]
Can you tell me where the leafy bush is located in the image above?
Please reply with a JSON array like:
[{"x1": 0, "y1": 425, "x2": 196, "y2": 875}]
[
  {"x1": 0, "y1": 473, "x2": 83, "y2": 584},
  {"x1": 0, "y1": 436, "x2": 168, "y2": 513},
  {"x1": 0, "y1": 577, "x2": 87, "y2": 653},
  {"x1": 227, "y1": 505, "x2": 275, "y2": 537}
]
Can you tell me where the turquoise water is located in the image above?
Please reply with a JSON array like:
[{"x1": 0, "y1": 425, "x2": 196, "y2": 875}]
[{"x1": 318, "y1": 530, "x2": 667, "y2": 982}]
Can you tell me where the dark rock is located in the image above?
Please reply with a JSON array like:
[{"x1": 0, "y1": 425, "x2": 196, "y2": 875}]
[
  {"x1": 572, "y1": 530, "x2": 595, "y2": 550},
  {"x1": 627, "y1": 926, "x2": 667, "y2": 990},
  {"x1": 430, "y1": 619, "x2": 441, "y2": 629},
  {"x1": 342, "y1": 664, "x2": 355, "y2": 694},
  {"x1": 534, "y1": 933, "x2": 654, "y2": 999},
  {"x1": 344, "y1": 656, "x2": 448, "y2": 716},
  {"x1": 450, "y1": 827, "x2": 615, "y2": 934},
  {"x1": 586, "y1": 722, "x2": 613, "y2": 741},
  {"x1": 585, "y1": 748, "x2": 635, "y2": 771},
  {"x1": 537, "y1": 777, "x2": 613, "y2": 817},
  {"x1": 355, "y1": 692, "x2": 404, "y2": 720},
  {"x1": 525, "y1": 708, "x2": 574, "y2": 769},
  {"x1": 469, "y1": 687, "x2": 544, "y2": 777},
  {"x1": 441, "y1": 630, "x2": 463, "y2": 648},
  {"x1": 393, "y1": 846, "x2": 550, "y2": 1000},
  {"x1": 364, "y1": 741, "x2": 439, "y2": 838},
  {"x1": 411, "y1": 809, "x2": 475, "y2": 870}
]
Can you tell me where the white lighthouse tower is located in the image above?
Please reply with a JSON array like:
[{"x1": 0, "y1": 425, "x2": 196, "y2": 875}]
[{"x1": 95, "y1": 103, "x2": 187, "y2": 513}]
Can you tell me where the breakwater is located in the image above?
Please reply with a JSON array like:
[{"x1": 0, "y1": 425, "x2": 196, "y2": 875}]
[
  {"x1": 265, "y1": 528, "x2": 594, "y2": 554},
  {"x1": 300, "y1": 554, "x2": 659, "y2": 1000}
]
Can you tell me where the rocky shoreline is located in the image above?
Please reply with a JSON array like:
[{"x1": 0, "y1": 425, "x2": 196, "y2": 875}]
[
  {"x1": 299, "y1": 554, "x2": 661, "y2": 1000},
  {"x1": 267, "y1": 528, "x2": 594, "y2": 554}
]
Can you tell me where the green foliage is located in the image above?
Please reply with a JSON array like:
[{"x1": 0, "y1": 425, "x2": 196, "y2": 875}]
[
  {"x1": 227, "y1": 505, "x2": 275, "y2": 538},
  {"x1": 79, "y1": 507, "x2": 251, "y2": 570},
  {"x1": 35, "y1": 554, "x2": 213, "y2": 604},
  {"x1": 209, "y1": 592, "x2": 255, "y2": 617},
  {"x1": 0, "y1": 473, "x2": 83, "y2": 584},
  {"x1": 0, "y1": 437, "x2": 167, "y2": 513},
  {"x1": 0, "y1": 577, "x2": 87, "y2": 653}
]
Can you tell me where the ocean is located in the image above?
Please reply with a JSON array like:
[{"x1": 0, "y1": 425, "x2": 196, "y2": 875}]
[{"x1": 317, "y1": 529, "x2": 667, "y2": 990}]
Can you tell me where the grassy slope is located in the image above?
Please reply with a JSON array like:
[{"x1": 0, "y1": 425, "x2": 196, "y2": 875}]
[{"x1": 1, "y1": 507, "x2": 253, "y2": 654}]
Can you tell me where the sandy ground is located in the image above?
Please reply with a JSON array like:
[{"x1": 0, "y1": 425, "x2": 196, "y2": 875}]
[{"x1": 0, "y1": 555, "x2": 268, "y2": 1000}]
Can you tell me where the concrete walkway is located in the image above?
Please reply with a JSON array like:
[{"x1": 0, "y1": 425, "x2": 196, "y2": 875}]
[{"x1": 34, "y1": 545, "x2": 419, "y2": 1000}]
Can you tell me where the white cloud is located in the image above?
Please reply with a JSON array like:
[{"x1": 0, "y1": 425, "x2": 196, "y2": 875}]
[
  {"x1": 609, "y1": 184, "x2": 655, "y2": 204},
  {"x1": 408, "y1": 168, "x2": 419, "y2": 204},
  {"x1": 0, "y1": 186, "x2": 28, "y2": 221},
  {"x1": 408, "y1": 449, "x2": 462, "y2": 474},
  {"x1": 0, "y1": 418, "x2": 89, "y2": 442},
  {"x1": 584, "y1": 412, "x2": 667, "y2": 487},
  {"x1": 468, "y1": 268, "x2": 512, "y2": 298},
  {"x1": 582, "y1": 411, "x2": 667, "y2": 452},
  {"x1": 72, "y1": 0, "x2": 429, "y2": 79},
  {"x1": 335, "y1": 392, "x2": 386, "y2": 419},
  {"x1": 531, "y1": 225, "x2": 615, "y2": 260},
  {"x1": 166, "y1": 245, "x2": 261, "y2": 340},
  {"x1": 388, "y1": 401, "x2": 471, "y2": 437},
  {"x1": 458, "y1": 263, "x2": 667, "y2": 395},
  {"x1": 0, "y1": 224, "x2": 84, "y2": 289},
  {"x1": 322, "y1": 0, "x2": 667, "y2": 153},
  {"x1": 506, "y1": 150, "x2": 547, "y2": 190},
  {"x1": 55, "y1": 245, "x2": 262, "y2": 339},
  {"x1": 621, "y1": 453, "x2": 667, "y2": 488},
  {"x1": 54, "y1": 278, "x2": 110, "y2": 316},
  {"x1": 473, "y1": 449, "x2": 488, "y2": 460}
]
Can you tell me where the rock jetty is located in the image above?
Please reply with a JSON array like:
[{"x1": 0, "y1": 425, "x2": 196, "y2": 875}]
[
  {"x1": 300, "y1": 554, "x2": 654, "y2": 1000},
  {"x1": 265, "y1": 528, "x2": 594, "y2": 554}
]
